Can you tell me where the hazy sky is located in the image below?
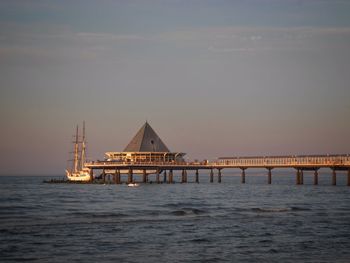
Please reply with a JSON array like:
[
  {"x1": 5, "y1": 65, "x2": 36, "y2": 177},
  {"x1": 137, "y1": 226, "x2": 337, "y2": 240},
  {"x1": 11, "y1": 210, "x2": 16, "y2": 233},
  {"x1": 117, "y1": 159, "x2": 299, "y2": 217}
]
[{"x1": 0, "y1": 0, "x2": 349, "y2": 175}]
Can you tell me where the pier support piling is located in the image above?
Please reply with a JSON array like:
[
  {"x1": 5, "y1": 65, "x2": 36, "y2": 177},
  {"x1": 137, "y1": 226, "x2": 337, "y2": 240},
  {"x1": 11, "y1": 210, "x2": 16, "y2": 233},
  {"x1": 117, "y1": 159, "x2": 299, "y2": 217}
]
[
  {"x1": 195, "y1": 169, "x2": 199, "y2": 183},
  {"x1": 210, "y1": 169, "x2": 214, "y2": 183},
  {"x1": 169, "y1": 169, "x2": 174, "y2": 184},
  {"x1": 128, "y1": 168, "x2": 133, "y2": 184},
  {"x1": 241, "y1": 169, "x2": 246, "y2": 184},
  {"x1": 332, "y1": 169, "x2": 337, "y2": 186},
  {"x1": 143, "y1": 169, "x2": 147, "y2": 183},
  {"x1": 156, "y1": 169, "x2": 160, "y2": 184},
  {"x1": 218, "y1": 169, "x2": 222, "y2": 183},
  {"x1": 300, "y1": 170, "x2": 304, "y2": 185},
  {"x1": 102, "y1": 169, "x2": 106, "y2": 184},
  {"x1": 348, "y1": 169, "x2": 350, "y2": 187},
  {"x1": 163, "y1": 170, "x2": 167, "y2": 183},
  {"x1": 89, "y1": 169, "x2": 93, "y2": 182},
  {"x1": 268, "y1": 168, "x2": 272, "y2": 185},
  {"x1": 117, "y1": 170, "x2": 121, "y2": 184},
  {"x1": 314, "y1": 170, "x2": 318, "y2": 185},
  {"x1": 181, "y1": 170, "x2": 186, "y2": 183},
  {"x1": 296, "y1": 169, "x2": 300, "y2": 185}
]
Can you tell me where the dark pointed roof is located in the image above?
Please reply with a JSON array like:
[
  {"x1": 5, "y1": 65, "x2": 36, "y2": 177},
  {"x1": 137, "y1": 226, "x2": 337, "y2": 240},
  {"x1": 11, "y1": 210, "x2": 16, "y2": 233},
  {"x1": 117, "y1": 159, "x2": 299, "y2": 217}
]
[{"x1": 124, "y1": 122, "x2": 170, "y2": 152}]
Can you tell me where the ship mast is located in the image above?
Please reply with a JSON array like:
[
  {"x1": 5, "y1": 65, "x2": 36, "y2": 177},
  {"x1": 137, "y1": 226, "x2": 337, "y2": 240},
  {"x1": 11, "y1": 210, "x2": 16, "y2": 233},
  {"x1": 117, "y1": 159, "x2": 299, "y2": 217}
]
[
  {"x1": 81, "y1": 121, "x2": 86, "y2": 170},
  {"x1": 73, "y1": 125, "x2": 79, "y2": 173}
]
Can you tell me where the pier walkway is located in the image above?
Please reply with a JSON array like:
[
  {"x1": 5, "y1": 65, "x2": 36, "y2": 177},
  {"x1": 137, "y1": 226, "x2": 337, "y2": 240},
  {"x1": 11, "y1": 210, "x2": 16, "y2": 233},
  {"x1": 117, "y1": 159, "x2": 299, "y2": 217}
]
[{"x1": 85, "y1": 154, "x2": 350, "y2": 186}]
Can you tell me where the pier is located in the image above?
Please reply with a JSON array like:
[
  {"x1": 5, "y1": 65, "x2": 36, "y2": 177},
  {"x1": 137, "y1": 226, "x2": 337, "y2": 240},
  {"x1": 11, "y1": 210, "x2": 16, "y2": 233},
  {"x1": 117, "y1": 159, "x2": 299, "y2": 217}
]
[{"x1": 84, "y1": 154, "x2": 350, "y2": 186}]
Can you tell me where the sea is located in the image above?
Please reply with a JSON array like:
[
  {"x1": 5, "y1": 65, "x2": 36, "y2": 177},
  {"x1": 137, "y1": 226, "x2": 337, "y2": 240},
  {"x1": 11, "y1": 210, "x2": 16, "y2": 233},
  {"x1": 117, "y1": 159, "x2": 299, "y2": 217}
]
[{"x1": 1, "y1": 169, "x2": 350, "y2": 263}]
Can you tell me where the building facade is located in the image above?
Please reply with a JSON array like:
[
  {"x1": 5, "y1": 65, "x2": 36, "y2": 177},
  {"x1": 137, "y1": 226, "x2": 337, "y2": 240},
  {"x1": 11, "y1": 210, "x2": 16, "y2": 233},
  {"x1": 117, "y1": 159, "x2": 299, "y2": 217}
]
[{"x1": 105, "y1": 122, "x2": 185, "y2": 163}]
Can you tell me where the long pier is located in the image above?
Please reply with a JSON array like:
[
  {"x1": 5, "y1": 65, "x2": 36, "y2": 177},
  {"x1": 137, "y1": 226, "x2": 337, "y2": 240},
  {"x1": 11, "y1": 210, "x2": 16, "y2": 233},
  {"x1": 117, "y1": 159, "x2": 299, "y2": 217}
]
[{"x1": 84, "y1": 154, "x2": 350, "y2": 186}]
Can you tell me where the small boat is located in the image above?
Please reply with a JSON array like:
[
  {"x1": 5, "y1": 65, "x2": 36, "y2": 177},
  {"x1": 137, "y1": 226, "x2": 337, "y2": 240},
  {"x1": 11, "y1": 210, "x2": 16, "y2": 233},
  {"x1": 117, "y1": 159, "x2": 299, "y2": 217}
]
[
  {"x1": 66, "y1": 168, "x2": 91, "y2": 182},
  {"x1": 127, "y1": 183, "x2": 140, "y2": 187},
  {"x1": 66, "y1": 122, "x2": 92, "y2": 182}
]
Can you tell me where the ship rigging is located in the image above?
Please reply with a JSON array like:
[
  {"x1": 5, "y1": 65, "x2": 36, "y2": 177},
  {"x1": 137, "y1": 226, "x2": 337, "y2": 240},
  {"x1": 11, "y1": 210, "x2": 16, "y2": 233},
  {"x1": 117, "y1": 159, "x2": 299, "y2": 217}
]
[{"x1": 65, "y1": 121, "x2": 91, "y2": 182}]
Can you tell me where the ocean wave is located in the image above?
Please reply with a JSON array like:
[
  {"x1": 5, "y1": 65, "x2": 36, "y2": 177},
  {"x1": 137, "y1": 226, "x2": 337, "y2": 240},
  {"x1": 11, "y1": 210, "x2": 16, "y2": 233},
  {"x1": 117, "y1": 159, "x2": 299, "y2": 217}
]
[
  {"x1": 162, "y1": 202, "x2": 206, "y2": 208},
  {"x1": 189, "y1": 238, "x2": 210, "y2": 243},
  {"x1": 69, "y1": 212, "x2": 128, "y2": 218},
  {"x1": 251, "y1": 207, "x2": 309, "y2": 213},
  {"x1": 170, "y1": 208, "x2": 206, "y2": 216}
]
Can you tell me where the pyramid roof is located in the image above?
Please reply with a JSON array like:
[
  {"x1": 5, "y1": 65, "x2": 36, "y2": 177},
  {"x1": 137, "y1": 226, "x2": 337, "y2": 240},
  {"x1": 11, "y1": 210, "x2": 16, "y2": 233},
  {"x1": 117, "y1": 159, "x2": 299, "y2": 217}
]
[{"x1": 123, "y1": 122, "x2": 170, "y2": 152}]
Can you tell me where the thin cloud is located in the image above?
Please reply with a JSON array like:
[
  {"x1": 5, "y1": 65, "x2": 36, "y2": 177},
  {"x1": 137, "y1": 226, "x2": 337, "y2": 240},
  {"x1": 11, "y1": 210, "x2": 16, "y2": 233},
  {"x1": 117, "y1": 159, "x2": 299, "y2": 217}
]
[
  {"x1": 76, "y1": 32, "x2": 147, "y2": 42},
  {"x1": 208, "y1": 46, "x2": 256, "y2": 53},
  {"x1": 159, "y1": 26, "x2": 350, "y2": 52}
]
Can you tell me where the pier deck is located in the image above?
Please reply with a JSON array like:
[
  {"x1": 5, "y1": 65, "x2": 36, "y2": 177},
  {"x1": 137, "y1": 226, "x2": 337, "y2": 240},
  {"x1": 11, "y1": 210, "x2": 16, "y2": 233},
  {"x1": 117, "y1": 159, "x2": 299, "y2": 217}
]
[
  {"x1": 84, "y1": 154, "x2": 350, "y2": 186},
  {"x1": 86, "y1": 154, "x2": 350, "y2": 169}
]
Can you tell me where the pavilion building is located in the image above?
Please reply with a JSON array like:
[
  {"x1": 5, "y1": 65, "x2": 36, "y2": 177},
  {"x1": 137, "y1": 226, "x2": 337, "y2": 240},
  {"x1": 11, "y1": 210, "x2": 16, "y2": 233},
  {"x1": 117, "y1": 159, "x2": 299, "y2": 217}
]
[{"x1": 105, "y1": 122, "x2": 185, "y2": 163}]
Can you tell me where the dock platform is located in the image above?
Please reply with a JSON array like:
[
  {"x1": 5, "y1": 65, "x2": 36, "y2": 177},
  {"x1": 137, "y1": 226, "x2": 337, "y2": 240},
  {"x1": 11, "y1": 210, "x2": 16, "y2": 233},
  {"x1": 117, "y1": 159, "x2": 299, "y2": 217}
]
[{"x1": 83, "y1": 154, "x2": 350, "y2": 186}]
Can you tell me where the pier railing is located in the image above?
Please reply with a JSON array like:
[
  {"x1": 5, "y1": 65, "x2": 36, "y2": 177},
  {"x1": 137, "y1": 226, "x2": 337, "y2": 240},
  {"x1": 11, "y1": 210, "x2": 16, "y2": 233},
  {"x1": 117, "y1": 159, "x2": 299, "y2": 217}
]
[
  {"x1": 85, "y1": 154, "x2": 350, "y2": 169},
  {"x1": 81, "y1": 154, "x2": 350, "y2": 186},
  {"x1": 85, "y1": 160, "x2": 208, "y2": 168},
  {"x1": 216, "y1": 155, "x2": 350, "y2": 168}
]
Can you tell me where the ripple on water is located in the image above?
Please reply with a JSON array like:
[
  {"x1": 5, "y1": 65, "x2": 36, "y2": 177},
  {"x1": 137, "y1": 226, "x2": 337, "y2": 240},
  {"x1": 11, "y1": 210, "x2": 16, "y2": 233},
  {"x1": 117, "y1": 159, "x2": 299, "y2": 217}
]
[
  {"x1": 1, "y1": 176, "x2": 350, "y2": 263},
  {"x1": 169, "y1": 207, "x2": 207, "y2": 216},
  {"x1": 250, "y1": 206, "x2": 310, "y2": 213}
]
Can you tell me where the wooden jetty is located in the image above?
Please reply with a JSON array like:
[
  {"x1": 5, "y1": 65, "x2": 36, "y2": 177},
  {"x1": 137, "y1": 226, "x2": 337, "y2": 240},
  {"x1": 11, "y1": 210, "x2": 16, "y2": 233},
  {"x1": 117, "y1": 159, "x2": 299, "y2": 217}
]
[{"x1": 84, "y1": 154, "x2": 350, "y2": 186}]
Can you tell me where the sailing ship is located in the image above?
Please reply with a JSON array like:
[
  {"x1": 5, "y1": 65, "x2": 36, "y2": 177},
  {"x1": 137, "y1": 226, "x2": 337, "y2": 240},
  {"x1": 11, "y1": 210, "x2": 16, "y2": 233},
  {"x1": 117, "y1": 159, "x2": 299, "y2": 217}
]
[{"x1": 65, "y1": 122, "x2": 91, "y2": 182}]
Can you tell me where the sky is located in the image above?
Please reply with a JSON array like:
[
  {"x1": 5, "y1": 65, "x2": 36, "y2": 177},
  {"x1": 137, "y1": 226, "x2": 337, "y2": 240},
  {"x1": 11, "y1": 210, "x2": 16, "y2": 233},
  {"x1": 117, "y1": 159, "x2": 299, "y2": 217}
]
[{"x1": 0, "y1": 0, "x2": 349, "y2": 175}]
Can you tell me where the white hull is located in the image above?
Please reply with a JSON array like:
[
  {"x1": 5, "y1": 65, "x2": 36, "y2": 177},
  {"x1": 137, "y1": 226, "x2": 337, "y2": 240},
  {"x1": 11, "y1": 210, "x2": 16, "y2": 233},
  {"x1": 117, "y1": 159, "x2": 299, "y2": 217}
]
[
  {"x1": 127, "y1": 183, "x2": 140, "y2": 187},
  {"x1": 66, "y1": 170, "x2": 91, "y2": 182},
  {"x1": 104, "y1": 169, "x2": 158, "y2": 175},
  {"x1": 66, "y1": 122, "x2": 91, "y2": 182}
]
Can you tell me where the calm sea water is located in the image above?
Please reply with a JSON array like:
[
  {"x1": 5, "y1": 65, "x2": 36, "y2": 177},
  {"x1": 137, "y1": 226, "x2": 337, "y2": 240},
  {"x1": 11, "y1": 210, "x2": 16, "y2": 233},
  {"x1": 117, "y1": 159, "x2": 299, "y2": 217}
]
[{"x1": 1, "y1": 170, "x2": 350, "y2": 263}]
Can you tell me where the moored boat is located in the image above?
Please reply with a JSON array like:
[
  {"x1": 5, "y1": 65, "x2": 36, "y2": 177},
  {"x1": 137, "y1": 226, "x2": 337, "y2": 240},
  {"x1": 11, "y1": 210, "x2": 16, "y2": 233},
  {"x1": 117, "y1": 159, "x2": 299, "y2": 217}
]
[
  {"x1": 127, "y1": 182, "x2": 139, "y2": 187},
  {"x1": 66, "y1": 168, "x2": 91, "y2": 182},
  {"x1": 66, "y1": 122, "x2": 92, "y2": 182}
]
